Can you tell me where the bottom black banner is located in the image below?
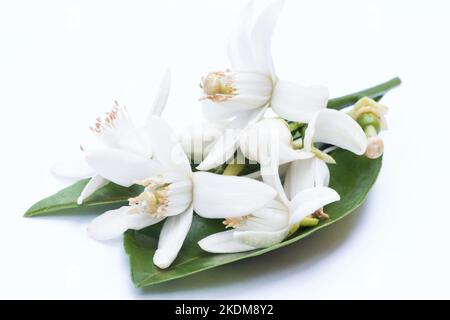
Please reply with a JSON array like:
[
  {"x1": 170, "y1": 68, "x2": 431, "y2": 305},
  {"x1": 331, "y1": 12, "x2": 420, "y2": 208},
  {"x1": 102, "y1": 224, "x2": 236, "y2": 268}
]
[{"x1": 1, "y1": 300, "x2": 447, "y2": 318}]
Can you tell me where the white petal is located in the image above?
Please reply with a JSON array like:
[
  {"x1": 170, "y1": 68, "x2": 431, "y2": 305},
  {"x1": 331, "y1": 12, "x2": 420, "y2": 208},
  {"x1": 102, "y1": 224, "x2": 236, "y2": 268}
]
[
  {"x1": 147, "y1": 69, "x2": 171, "y2": 119},
  {"x1": 234, "y1": 227, "x2": 288, "y2": 248},
  {"x1": 194, "y1": 128, "x2": 238, "y2": 171},
  {"x1": 239, "y1": 118, "x2": 292, "y2": 163},
  {"x1": 164, "y1": 177, "x2": 193, "y2": 217},
  {"x1": 178, "y1": 122, "x2": 224, "y2": 163},
  {"x1": 220, "y1": 72, "x2": 273, "y2": 110},
  {"x1": 235, "y1": 104, "x2": 268, "y2": 128},
  {"x1": 201, "y1": 100, "x2": 242, "y2": 121},
  {"x1": 260, "y1": 156, "x2": 290, "y2": 206},
  {"x1": 93, "y1": 104, "x2": 151, "y2": 158},
  {"x1": 289, "y1": 187, "x2": 340, "y2": 225},
  {"x1": 227, "y1": 0, "x2": 257, "y2": 72},
  {"x1": 87, "y1": 206, "x2": 163, "y2": 241},
  {"x1": 284, "y1": 158, "x2": 313, "y2": 200},
  {"x1": 153, "y1": 205, "x2": 193, "y2": 269},
  {"x1": 198, "y1": 230, "x2": 257, "y2": 253},
  {"x1": 278, "y1": 145, "x2": 314, "y2": 165},
  {"x1": 85, "y1": 147, "x2": 164, "y2": 187},
  {"x1": 284, "y1": 156, "x2": 330, "y2": 200},
  {"x1": 51, "y1": 157, "x2": 94, "y2": 180},
  {"x1": 238, "y1": 119, "x2": 294, "y2": 205},
  {"x1": 243, "y1": 170, "x2": 262, "y2": 179},
  {"x1": 197, "y1": 107, "x2": 266, "y2": 171},
  {"x1": 261, "y1": 145, "x2": 313, "y2": 206},
  {"x1": 77, "y1": 174, "x2": 109, "y2": 205},
  {"x1": 192, "y1": 171, "x2": 277, "y2": 218},
  {"x1": 250, "y1": 0, "x2": 285, "y2": 77},
  {"x1": 239, "y1": 118, "x2": 309, "y2": 165},
  {"x1": 271, "y1": 80, "x2": 329, "y2": 122},
  {"x1": 135, "y1": 126, "x2": 154, "y2": 159},
  {"x1": 202, "y1": 73, "x2": 272, "y2": 120},
  {"x1": 146, "y1": 116, "x2": 192, "y2": 177},
  {"x1": 246, "y1": 200, "x2": 289, "y2": 231},
  {"x1": 315, "y1": 159, "x2": 330, "y2": 188},
  {"x1": 304, "y1": 109, "x2": 367, "y2": 154}
]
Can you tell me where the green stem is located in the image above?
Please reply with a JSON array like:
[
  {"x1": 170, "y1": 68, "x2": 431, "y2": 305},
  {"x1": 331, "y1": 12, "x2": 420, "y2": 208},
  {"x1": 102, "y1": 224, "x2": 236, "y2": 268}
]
[{"x1": 327, "y1": 77, "x2": 401, "y2": 110}]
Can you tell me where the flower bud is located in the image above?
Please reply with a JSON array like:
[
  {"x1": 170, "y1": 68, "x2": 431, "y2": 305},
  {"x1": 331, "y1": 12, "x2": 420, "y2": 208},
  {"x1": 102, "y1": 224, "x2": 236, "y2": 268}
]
[
  {"x1": 350, "y1": 97, "x2": 388, "y2": 131},
  {"x1": 350, "y1": 97, "x2": 388, "y2": 159}
]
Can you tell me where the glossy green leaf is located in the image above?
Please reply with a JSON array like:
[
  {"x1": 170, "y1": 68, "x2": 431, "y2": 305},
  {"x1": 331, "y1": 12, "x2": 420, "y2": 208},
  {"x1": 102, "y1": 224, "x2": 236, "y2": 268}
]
[
  {"x1": 24, "y1": 179, "x2": 143, "y2": 217},
  {"x1": 124, "y1": 150, "x2": 382, "y2": 288}
]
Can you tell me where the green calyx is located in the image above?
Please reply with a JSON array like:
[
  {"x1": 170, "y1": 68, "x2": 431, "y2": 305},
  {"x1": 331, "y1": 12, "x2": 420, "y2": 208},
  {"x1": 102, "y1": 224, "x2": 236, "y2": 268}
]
[{"x1": 350, "y1": 96, "x2": 388, "y2": 134}]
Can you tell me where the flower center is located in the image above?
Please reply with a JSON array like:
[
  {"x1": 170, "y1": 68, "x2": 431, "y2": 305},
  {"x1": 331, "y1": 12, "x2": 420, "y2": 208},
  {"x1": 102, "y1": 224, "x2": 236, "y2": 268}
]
[
  {"x1": 200, "y1": 70, "x2": 236, "y2": 102},
  {"x1": 128, "y1": 178, "x2": 170, "y2": 218}
]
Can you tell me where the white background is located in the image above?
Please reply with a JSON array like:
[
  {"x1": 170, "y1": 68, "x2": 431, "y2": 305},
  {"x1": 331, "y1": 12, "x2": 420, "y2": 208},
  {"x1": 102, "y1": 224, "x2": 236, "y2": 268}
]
[{"x1": 0, "y1": 0, "x2": 449, "y2": 299}]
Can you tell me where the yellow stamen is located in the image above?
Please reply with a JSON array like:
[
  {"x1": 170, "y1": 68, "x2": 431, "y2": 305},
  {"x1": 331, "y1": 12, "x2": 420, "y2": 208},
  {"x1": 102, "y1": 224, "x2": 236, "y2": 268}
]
[
  {"x1": 223, "y1": 215, "x2": 251, "y2": 229},
  {"x1": 311, "y1": 208, "x2": 330, "y2": 220},
  {"x1": 128, "y1": 179, "x2": 170, "y2": 218},
  {"x1": 90, "y1": 101, "x2": 126, "y2": 134}
]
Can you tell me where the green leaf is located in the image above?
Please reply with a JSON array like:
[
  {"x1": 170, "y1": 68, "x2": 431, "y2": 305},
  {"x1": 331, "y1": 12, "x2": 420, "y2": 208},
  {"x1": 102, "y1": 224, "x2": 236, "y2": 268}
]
[
  {"x1": 24, "y1": 179, "x2": 143, "y2": 217},
  {"x1": 124, "y1": 150, "x2": 382, "y2": 288}
]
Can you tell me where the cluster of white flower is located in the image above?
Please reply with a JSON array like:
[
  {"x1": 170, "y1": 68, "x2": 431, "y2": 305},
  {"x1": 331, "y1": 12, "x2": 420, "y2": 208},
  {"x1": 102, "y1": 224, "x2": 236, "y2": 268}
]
[{"x1": 52, "y1": 0, "x2": 387, "y2": 269}]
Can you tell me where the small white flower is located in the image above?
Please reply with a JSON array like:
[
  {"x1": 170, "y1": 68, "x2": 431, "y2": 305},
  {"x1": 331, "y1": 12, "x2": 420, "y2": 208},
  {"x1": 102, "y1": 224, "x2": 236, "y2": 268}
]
[
  {"x1": 177, "y1": 122, "x2": 224, "y2": 164},
  {"x1": 239, "y1": 118, "x2": 308, "y2": 205},
  {"x1": 197, "y1": 0, "x2": 329, "y2": 171},
  {"x1": 198, "y1": 186, "x2": 340, "y2": 253},
  {"x1": 51, "y1": 70, "x2": 172, "y2": 205},
  {"x1": 238, "y1": 110, "x2": 367, "y2": 203},
  {"x1": 285, "y1": 109, "x2": 367, "y2": 198},
  {"x1": 86, "y1": 116, "x2": 278, "y2": 269}
]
